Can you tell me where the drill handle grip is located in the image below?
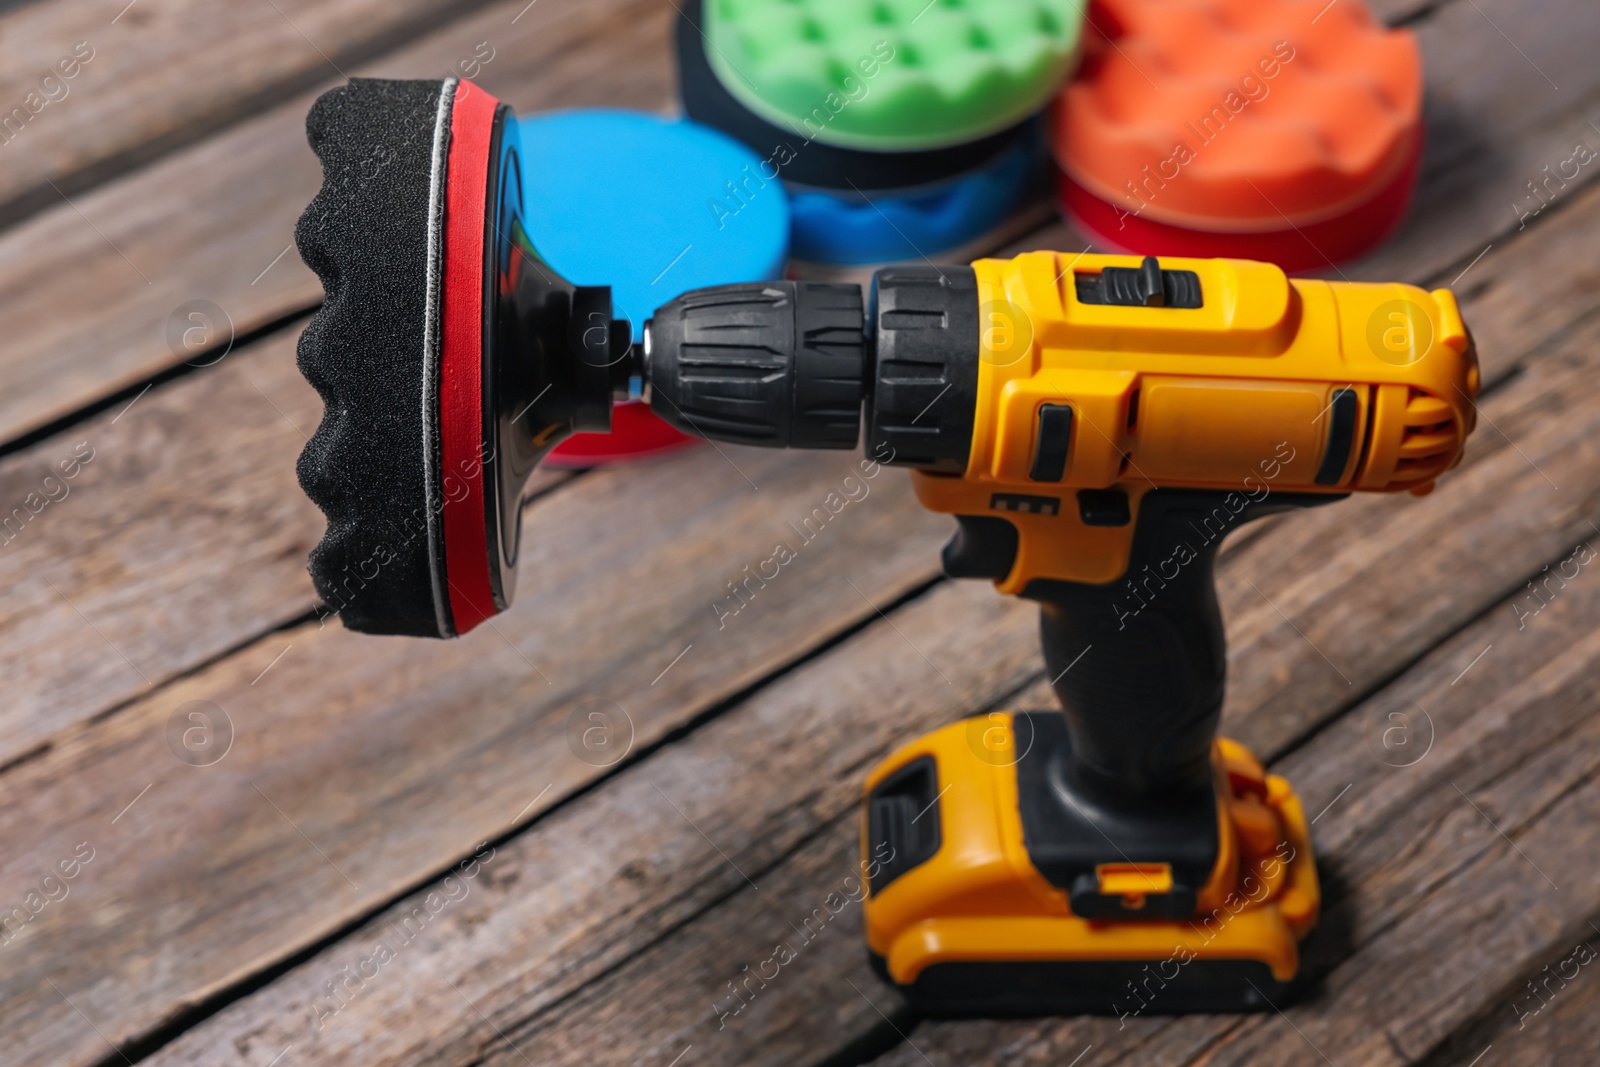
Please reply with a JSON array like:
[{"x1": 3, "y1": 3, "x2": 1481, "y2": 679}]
[{"x1": 1028, "y1": 490, "x2": 1338, "y2": 798}]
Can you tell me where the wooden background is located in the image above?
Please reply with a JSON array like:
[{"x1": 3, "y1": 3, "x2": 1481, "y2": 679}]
[{"x1": 0, "y1": 0, "x2": 1597, "y2": 1065}]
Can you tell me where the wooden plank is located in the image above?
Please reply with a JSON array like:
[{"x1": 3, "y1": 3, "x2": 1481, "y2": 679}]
[
  {"x1": 0, "y1": 0, "x2": 498, "y2": 227},
  {"x1": 4, "y1": 5, "x2": 1592, "y2": 1064},
  {"x1": 125, "y1": 583, "x2": 1041, "y2": 1067},
  {"x1": 11, "y1": 94, "x2": 1600, "y2": 1067},
  {"x1": 11, "y1": 123, "x2": 1596, "y2": 1067},
  {"x1": 1414, "y1": 945, "x2": 1600, "y2": 1066},
  {"x1": 0, "y1": 0, "x2": 671, "y2": 446},
  {"x1": 110, "y1": 230, "x2": 1600, "y2": 1066},
  {"x1": 0, "y1": 391, "x2": 954, "y2": 1066},
  {"x1": 0, "y1": 327, "x2": 570, "y2": 768},
  {"x1": 0, "y1": 329, "x2": 320, "y2": 766}
]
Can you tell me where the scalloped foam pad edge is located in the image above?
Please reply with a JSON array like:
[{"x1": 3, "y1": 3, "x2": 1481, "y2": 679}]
[
  {"x1": 1053, "y1": 0, "x2": 1421, "y2": 232},
  {"x1": 296, "y1": 77, "x2": 503, "y2": 638},
  {"x1": 704, "y1": 0, "x2": 1087, "y2": 151}
]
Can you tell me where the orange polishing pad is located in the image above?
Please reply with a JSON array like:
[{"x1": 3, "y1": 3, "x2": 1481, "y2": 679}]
[{"x1": 1054, "y1": 0, "x2": 1421, "y2": 256}]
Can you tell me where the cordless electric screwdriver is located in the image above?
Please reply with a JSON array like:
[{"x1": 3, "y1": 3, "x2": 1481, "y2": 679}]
[{"x1": 295, "y1": 78, "x2": 1478, "y2": 1015}]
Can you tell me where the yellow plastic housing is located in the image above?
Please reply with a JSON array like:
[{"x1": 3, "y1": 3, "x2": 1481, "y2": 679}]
[
  {"x1": 911, "y1": 252, "x2": 1479, "y2": 591},
  {"x1": 861, "y1": 718, "x2": 1319, "y2": 986}
]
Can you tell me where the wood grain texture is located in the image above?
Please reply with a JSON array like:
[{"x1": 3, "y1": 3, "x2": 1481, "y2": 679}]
[
  {"x1": 1208, "y1": 175, "x2": 1600, "y2": 762},
  {"x1": 10, "y1": 109, "x2": 1599, "y2": 1067},
  {"x1": 0, "y1": 0, "x2": 672, "y2": 446},
  {"x1": 1414, "y1": 937, "x2": 1600, "y2": 1067},
  {"x1": 0, "y1": 330, "x2": 321, "y2": 766},
  {"x1": 5, "y1": 2, "x2": 1597, "y2": 1066},
  {"x1": 0, "y1": 328, "x2": 569, "y2": 770},
  {"x1": 0, "y1": 397, "x2": 954, "y2": 1066},
  {"x1": 128, "y1": 582, "x2": 1041, "y2": 1067},
  {"x1": 0, "y1": 0, "x2": 494, "y2": 226}
]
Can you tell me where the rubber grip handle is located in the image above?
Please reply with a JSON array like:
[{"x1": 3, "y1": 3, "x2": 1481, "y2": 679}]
[
  {"x1": 1035, "y1": 494, "x2": 1224, "y2": 796},
  {"x1": 1028, "y1": 490, "x2": 1339, "y2": 798}
]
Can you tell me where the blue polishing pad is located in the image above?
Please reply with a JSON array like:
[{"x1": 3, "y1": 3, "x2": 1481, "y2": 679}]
[
  {"x1": 788, "y1": 128, "x2": 1041, "y2": 266},
  {"x1": 517, "y1": 110, "x2": 789, "y2": 339}
]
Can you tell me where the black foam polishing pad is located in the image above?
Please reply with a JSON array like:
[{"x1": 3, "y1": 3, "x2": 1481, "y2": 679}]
[{"x1": 296, "y1": 78, "x2": 628, "y2": 638}]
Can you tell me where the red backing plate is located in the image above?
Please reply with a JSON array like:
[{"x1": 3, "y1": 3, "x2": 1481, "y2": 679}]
[
  {"x1": 546, "y1": 401, "x2": 697, "y2": 467},
  {"x1": 438, "y1": 80, "x2": 500, "y2": 634}
]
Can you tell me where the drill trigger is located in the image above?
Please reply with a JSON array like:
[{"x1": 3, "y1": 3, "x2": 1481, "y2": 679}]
[{"x1": 942, "y1": 515, "x2": 1019, "y2": 581}]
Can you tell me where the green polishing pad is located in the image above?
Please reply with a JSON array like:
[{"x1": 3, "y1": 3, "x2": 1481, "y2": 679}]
[{"x1": 702, "y1": 0, "x2": 1085, "y2": 151}]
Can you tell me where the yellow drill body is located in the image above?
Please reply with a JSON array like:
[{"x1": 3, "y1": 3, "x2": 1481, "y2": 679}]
[
  {"x1": 862, "y1": 252, "x2": 1478, "y2": 1014},
  {"x1": 914, "y1": 251, "x2": 1477, "y2": 590}
]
